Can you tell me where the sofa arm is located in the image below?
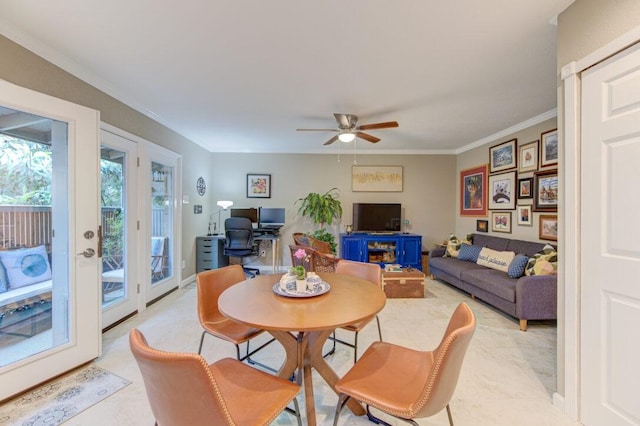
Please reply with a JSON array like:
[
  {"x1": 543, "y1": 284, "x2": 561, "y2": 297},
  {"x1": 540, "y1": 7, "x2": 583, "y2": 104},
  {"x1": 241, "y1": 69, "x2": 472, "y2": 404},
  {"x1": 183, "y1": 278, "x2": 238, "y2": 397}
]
[
  {"x1": 515, "y1": 275, "x2": 557, "y2": 320},
  {"x1": 430, "y1": 246, "x2": 446, "y2": 258}
]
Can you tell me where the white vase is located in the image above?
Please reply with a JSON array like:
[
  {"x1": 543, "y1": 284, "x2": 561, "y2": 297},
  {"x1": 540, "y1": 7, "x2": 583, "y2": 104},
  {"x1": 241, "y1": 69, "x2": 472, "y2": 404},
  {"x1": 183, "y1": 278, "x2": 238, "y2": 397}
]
[{"x1": 295, "y1": 279, "x2": 307, "y2": 292}]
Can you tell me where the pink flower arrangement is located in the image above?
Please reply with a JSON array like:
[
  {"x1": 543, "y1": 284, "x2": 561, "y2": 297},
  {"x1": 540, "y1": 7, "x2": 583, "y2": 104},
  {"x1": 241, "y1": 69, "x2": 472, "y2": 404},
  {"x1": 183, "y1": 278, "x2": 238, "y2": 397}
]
[{"x1": 291, "y1": 249, "x2": 310, "y2": 279}]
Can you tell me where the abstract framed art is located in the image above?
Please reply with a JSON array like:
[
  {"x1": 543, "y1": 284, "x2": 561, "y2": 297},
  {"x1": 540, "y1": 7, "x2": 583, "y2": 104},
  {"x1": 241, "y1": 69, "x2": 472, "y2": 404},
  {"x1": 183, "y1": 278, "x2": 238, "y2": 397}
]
[
  {"x1": 352, "y1": 166, "x2": 403, "y2": 192},
  {"x1": 246, "y1": 173, "x2": 271, "y2": 198},
  {"x1": 459, "y1": 164, "x2": 488, "y2": 216},
  {"x1": 488, "y1": 171, "x2": 516, "y2": 210}
]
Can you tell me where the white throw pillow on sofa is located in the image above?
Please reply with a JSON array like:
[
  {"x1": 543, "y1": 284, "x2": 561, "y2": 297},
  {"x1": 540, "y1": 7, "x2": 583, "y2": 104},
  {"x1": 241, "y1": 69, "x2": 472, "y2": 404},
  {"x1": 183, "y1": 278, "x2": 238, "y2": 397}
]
[{"x1": 476, "y1": 247, "x2": 515, "y2": 273}]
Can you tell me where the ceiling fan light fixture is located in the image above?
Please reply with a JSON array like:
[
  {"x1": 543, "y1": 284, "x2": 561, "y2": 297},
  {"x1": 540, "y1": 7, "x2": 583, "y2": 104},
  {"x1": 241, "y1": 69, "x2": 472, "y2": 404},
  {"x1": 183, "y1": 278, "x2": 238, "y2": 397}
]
[{"x1": 338, "y1": 132, "x2": 356, "y2": 143}]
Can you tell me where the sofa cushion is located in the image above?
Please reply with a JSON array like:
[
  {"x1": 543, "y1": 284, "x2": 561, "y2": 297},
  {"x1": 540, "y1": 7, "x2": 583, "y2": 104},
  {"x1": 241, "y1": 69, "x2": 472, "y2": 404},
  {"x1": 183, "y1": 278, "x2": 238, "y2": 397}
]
[
  {"x1": 0, "y1": 245, "x2": 52, "y2": 289},
  {"x1": 525, "y1": 244, "x2": 558, "y2": 276},
  {"x1": 457, "y1": 244, "x2": 483, "y2": 263},
  {"x1": 470, "y1": 234, "x2": 510, "y2": 251},
  {"x1": 506, "y1": 240, "x2": 548, "y2": 257},
  {"x1": 508, "y1": 254, "x2": 529, "y2": 278},
  {"x1": 429, "y1": 256, "x2": 485, "y2": 280},
  {"x1": 460, "y1": 268, "x2": 517, "y2": 302},
  {"x1": 476, "y1": 247, "x2": 515, "y2": 273}
]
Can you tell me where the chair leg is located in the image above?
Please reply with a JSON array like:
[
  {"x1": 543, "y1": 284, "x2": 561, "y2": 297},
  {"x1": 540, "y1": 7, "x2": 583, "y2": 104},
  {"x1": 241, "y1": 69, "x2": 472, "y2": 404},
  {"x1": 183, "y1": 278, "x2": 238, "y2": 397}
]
[
  {"x1": 323, "y1": 331, "x2": 336, "y2": 358},
  {"x1": 446, "y1": 403, "x2": 454, "y2": 426},
  {"x1": 353, "y1": 331, "x2": 359, "y2": 363},
  {"x1": 197, "y1": 331, "x2": 207, "y2": 354},
  {"x1": 240, "y1": 338, "x2": 278, "y2": 373},
  {"x1": 376, "y1": 315, "x2": 382, "y2": 341},
  {"x1": 332, "y1": 394, "x2": 350, "y2": 426}
]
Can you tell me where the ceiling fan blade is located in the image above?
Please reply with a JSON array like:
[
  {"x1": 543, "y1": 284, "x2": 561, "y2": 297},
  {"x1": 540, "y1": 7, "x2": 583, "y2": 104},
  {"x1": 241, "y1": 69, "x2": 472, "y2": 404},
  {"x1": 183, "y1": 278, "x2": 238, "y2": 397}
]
[
  {"x1": 334, "y1": 113, "x2": 358, "y2": 129},
  {"x1": 296, "y1": 128, "x2": 338, "y2": 132},
  {"x1": 323, "y1": 135, "x2": 340, "y2": 145},
  {"x1": 356, "y1": 132, "x2": 381, "y2": 143},
  {"x1": 358, "y1": 121, "x2": 399, "y2": 131}
]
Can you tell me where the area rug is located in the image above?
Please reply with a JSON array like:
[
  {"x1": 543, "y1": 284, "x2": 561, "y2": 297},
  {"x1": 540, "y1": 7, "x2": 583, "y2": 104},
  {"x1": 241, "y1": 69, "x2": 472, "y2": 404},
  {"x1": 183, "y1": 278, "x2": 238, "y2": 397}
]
[{"x1": 0, "y1": 364, "x2": 130, "y2": 425}]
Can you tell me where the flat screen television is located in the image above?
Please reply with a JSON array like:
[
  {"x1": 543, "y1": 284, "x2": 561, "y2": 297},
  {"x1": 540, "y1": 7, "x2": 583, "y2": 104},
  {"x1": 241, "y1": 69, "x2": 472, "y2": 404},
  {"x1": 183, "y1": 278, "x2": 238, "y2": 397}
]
[{"x1": 352, "y1": 203, "x2": 401, "y2": 233}]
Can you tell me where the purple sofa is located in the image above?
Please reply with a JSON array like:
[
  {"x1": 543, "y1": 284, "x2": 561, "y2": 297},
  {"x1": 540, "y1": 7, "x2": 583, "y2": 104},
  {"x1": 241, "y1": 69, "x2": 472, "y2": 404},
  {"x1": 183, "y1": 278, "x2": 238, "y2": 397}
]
[{"x1": 429, "y1": 233, "x2": 556, "y2": 331}]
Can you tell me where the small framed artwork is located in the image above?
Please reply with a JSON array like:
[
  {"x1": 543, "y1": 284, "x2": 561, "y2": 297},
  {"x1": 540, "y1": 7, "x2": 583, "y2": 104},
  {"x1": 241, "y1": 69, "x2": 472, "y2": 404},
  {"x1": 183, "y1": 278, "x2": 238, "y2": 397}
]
[
  {"x1": 518, "y1": 140, "x2": 539, "y2": 173},
  {"x1": 518, "y1": 177, "x2": 534, "y2": 199},
  {"x1": 476, "y1": 219, "x2": 489, "y2": 233},
  {"x1": 489, "y1": 138, "x2": 517, "y2": 173},
  {"x1": 540, "y1": 129, "x2": 558, "y2": 168},
  {"x1": 491, "y1": 211, "x2": 512, "y2": 233},
  {"x1": 459, "y1": 164, "x2": 488, "y2": 217},
  {"x1": 534, "y1": 170, "x2": 558, "y2": 212},
  {"x1": 539, "y1": 214, "x2": 558, "y2": 241},
  {"x1": 488, "y1": 171, "x2": 516, "y2": 210},
  {"x1": 246, "y1": 173, "x2": 271, "y2": 198},
  {"x1": 516, "y1": 205, "x2": 533, "y2": 226}
]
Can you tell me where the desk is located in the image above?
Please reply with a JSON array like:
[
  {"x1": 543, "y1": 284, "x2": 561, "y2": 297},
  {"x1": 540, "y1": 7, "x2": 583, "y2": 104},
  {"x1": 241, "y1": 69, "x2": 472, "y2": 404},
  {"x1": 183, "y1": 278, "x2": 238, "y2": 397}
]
[
  {"x1": 196, "y1": 234, "x2": 280, "y2": 274},
  {"x1": 218, "y1": 272, "x2": 386, "y2": 425}
]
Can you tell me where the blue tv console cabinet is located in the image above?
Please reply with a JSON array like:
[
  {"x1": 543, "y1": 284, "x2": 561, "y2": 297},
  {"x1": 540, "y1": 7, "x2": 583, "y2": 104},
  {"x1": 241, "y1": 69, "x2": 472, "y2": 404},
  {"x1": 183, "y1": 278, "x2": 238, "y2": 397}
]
[{"x1": 340, "y1": 233, "x2": 423, "y2": 270}]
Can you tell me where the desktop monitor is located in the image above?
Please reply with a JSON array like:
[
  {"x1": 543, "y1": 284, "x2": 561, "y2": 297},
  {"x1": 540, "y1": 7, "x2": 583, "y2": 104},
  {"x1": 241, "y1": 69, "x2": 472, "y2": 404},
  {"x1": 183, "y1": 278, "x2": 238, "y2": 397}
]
[
  {"x1": 230, "y1": 208, "x2": 259, "y2": 224},
  {"x1": 259, "y1": 207, "x2": 285, "y2": 227}
]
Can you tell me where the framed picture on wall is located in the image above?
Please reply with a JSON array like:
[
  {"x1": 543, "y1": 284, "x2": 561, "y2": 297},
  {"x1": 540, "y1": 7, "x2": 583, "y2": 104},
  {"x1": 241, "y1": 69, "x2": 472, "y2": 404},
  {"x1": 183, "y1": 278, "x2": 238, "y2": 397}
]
[
  {"x1": 491, "y1": 211, "x2": 512, "y2": 233},
  {"x1": 539, "y1": 214, "x2": 558, "y2": 241},
  {"x1": 518, "y1": 140, "x2": 539, "y2": 173},
  {"x1": 488, "y1": 171, "x2": 516, "y2": 210},
  {"x1": 246, "y1": 173, "x2": 271, "y2": 198},
  {"x1": 489, "y1": 138, "x2": 517, "y2": 173},
  {"x1": 516, "y1": 204, "x2": 533, "y2": 226},
  {"x1": 540, "y1": 129, "x2": 558, "y2": 168},
  {"x1": 518, "y1": 177, "x2": 534, "y2": 199},
  {"x1": 476, "y1": 219, "x2": 489, "y2": 233},
  {"x1": 459, "y1": 164, "x2": 488, "y2": 217},
  {"x1": 534, "y1": 170, "x2": 558, "y2": 212}
]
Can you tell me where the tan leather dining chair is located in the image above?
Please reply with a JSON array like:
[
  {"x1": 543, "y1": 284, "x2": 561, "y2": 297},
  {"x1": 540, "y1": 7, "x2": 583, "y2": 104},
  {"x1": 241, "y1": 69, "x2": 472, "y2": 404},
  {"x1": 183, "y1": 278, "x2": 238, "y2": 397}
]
[
  {"x1": 196, "y1": 265, "x2": 274, "y2": 369},
  {"x1": 333, "y1": 302, "x2": 476, "y2": 426},
  {"x1": 326, "y1": 259, "x2": 383, "y2": 362},
  {"x1": 130, "y1": 328, "x2": 302, "y2": 426}
]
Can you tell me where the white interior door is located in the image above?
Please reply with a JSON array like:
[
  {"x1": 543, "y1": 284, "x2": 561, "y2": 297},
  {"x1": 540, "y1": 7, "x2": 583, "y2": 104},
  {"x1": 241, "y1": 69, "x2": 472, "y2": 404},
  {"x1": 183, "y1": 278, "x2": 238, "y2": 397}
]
[
  {"x1": 581, "y1": 41, "x2": 640, "y2": 425},
  {"x1": 100, "y1": 129, "x2": 138, "y2": 328},
  {"x1": 0, "y1": 80, "x2": 100, "y2": 400}
]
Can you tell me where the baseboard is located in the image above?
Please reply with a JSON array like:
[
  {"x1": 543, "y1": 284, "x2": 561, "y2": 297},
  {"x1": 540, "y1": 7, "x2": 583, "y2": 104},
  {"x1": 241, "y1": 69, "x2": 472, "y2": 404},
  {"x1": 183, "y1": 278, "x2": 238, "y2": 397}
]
[
  {"x1": 181, "y1": 274, "x2": 196, "y2": 287},
  {"x1": 552, "y1": 392, "x2": 564, "y2": 412}
]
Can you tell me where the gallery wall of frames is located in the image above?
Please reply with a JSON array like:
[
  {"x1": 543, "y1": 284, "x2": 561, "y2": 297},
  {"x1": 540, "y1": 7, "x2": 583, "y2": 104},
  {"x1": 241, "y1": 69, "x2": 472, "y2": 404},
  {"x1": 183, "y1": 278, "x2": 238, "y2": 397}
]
[{"x1": 456, "y1": 117, "x2": 558, "y2": 242}]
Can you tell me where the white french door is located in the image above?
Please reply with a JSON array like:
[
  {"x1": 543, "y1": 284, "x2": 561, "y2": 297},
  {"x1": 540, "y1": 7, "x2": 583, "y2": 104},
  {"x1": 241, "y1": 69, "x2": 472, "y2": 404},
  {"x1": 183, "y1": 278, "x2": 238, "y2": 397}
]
[
  {"x1": 580, "y1": 41, "x2": 640, "y2": 425},
  {"x1": 100, "y1": 129, "x2": 138, "y2": 328},
  {"x1": 140, "y1": 145, "x2": 181, "y2": 304},
  {"x1": 0, "y1": 79, "x2": 100, "y2": 400}
]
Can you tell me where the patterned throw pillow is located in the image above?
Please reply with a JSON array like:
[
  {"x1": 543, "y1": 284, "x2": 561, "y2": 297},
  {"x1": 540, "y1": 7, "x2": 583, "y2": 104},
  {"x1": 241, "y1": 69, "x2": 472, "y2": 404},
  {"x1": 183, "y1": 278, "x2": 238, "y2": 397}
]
[
  {"x1": 476, "y1": 247, "x2": 516, "y2": 273},
  {"x1": 0, "y1": 245, "x2": 52, "y2": 289},
  {"x1": 443, "y1": 234, "x2": 461, "y2": 258},
  {"x1": 525, "y1": 244, "x2": 558, "y2": 276},
  {"x1": 458, "y1": 244, "x2": 483, "y2": 263},
  {"x1": 508, "y1": 254, "x2": 530, "y2": 278},
  {"x1": 0, "y1": 261, "x2": 7, "y2": 293}
]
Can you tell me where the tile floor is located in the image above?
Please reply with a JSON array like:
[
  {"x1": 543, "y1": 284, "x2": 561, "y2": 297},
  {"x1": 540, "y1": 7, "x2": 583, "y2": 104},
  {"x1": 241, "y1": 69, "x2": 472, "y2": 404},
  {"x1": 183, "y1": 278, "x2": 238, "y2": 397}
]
[{"x1": 63, "y1": 277, "x2": 579, "y2": 426}]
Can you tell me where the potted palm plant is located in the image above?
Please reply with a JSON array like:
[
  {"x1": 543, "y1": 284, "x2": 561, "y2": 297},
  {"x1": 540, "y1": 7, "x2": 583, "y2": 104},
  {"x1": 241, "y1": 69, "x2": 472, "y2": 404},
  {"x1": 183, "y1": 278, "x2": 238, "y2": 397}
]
[{"x1": 295, "y1": 188, "x2": 343, "y2": 253}]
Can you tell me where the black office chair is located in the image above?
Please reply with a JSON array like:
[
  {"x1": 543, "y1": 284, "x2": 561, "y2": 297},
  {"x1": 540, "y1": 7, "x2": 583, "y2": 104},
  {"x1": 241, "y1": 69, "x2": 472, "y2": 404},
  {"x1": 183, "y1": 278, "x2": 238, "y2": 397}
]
[{"x1": 224, "y1": 217, "x2": 261, "y2": 278}]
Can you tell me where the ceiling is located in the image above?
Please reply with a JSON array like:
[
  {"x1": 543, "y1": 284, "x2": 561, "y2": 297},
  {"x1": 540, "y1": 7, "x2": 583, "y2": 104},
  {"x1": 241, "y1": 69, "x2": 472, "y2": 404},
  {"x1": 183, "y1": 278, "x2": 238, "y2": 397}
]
[{"x1": 0, "y1": 1, "x2": 574, "y2": 154}]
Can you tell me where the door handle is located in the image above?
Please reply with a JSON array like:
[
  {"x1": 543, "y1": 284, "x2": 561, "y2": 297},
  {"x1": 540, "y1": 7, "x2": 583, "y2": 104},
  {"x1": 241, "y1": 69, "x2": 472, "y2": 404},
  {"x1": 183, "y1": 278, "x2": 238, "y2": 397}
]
[{"x1": 78, "y1": 248, "x2": 96, "y2": 258}]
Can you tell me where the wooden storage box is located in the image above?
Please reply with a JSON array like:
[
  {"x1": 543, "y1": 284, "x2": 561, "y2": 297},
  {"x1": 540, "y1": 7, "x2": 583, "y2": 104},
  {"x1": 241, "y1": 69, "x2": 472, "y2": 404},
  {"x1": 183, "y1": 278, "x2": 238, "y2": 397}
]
[{"x1": 382, "y1": 269, "x2": 425, "y2": 298}]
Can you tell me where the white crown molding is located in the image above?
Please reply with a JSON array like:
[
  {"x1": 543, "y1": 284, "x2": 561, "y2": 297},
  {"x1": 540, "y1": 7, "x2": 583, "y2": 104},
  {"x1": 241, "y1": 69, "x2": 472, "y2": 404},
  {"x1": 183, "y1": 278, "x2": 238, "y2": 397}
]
[{"x1": 455, "y1": 108, "x2": 558, "y2": 154}]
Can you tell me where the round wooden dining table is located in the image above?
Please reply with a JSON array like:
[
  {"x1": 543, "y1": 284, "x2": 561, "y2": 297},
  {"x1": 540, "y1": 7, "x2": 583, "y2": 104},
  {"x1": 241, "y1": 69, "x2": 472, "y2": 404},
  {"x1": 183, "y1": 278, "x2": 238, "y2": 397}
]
[{"x1": 218, "y1": 272, "x2": 386, "y2": 426}]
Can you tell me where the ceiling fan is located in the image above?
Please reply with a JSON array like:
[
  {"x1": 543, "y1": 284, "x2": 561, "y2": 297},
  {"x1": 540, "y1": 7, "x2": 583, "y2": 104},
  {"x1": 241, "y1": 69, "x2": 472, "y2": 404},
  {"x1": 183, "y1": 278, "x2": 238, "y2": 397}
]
[{"x1": 296, "y1": 113, "x2": 399, "y2": 145}]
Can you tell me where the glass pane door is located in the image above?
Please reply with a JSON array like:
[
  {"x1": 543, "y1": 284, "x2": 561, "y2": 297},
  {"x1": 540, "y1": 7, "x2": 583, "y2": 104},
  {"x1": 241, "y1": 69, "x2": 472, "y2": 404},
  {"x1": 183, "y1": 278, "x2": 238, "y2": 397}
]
[
  {"x1": 0, "y1": 80, "x2": 100, "y2": 400},
  {"x1": 100, "y1": 129, "x2": 138, "y2": 328}
]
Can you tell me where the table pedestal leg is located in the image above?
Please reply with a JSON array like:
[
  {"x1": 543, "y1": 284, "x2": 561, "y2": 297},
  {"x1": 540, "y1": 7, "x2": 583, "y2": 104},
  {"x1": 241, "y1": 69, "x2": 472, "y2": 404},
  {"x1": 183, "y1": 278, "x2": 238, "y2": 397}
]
[{"x1": 268, "y1": 329, "x2": 365, "y2": 426}]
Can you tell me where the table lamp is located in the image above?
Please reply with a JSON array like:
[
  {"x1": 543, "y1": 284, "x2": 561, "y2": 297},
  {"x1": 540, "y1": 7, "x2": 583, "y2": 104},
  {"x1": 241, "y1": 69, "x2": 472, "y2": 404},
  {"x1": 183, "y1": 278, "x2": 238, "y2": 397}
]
[{"x1": 208, "y1": 200, "x2": 233, "y2": 235}]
